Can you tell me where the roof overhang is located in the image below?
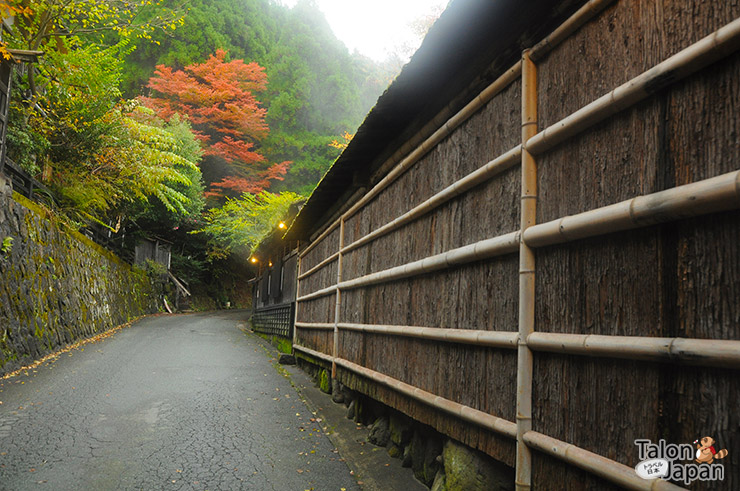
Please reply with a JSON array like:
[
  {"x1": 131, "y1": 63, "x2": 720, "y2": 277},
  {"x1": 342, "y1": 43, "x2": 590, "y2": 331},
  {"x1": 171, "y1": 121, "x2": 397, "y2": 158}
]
[{"x1": 286, "y1": 0, "x2": 584, "y2": 242}]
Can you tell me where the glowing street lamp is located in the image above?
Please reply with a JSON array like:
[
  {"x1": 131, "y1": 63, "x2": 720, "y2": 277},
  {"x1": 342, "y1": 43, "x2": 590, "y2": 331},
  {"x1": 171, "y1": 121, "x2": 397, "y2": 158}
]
[
  {"x1": 278, "y1": 221, "x2": 286, "y2": 230},
  {"x1": 250, "y1": 257, "x2": 258, "y2": 264}
]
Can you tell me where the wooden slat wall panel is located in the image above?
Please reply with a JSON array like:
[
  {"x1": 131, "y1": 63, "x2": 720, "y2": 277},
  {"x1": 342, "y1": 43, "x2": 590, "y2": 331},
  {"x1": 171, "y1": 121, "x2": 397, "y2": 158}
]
[
  {"x1": 296, "y1": 294, "x2": 335, "y2": 324},
  {"x1": 296, "y1": 328, "x2": 333, "y2": 355},
  {"x1": 300, "y1": 226, "x2": 340, "y2": 273},
  {"x1": 299, "y1": 260, "x2": 337, "y2": 296}
]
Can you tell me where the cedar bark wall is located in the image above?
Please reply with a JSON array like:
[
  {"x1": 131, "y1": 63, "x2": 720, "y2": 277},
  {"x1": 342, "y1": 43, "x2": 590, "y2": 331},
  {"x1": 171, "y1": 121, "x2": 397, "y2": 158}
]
[{"x1": 295, "y1": 1, "x2": 740, "y2": 488}]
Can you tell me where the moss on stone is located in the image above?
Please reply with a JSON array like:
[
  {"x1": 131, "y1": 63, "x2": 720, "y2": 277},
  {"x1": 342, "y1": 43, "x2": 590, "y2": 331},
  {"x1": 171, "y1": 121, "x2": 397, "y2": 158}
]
[
  {"x1": 443, "y1": 439, "x2": 512, "y2": 491},
  {"x1": 319, "y1": 368, "x2": 331, "y2": 394},
  {"x1": 0, "y1": 191, "x2": 161, "y2": 376}
]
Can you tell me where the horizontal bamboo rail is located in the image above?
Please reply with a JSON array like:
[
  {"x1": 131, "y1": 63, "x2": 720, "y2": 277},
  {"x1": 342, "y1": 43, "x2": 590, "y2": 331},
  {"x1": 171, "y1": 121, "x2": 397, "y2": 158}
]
[
  {"x1": 523, "y1": 431, "x2": 683, "y2": 490},
  {"x1": 294, "y1": 322, "x2": 335, "y2": 330},
  {"x1": 334, "y1": 357, "x2": 518, "y2": 439},
  {"x1": 292, "y1": 321, "x2": 740, "y2": 370},
  {"x1": 527, "y1": 16, "x2": 740, "y2": 155},
  {"x1": 340, "y1": 231, "x2": 520, "y2": 291},
  {"x1": 527, "y1": 332, "x2": 740, "y2": 369},
  {"x1": 523, "y1": 170, "x2": 740, "y2": 248},
  {"x1": 529, "y1": 0, "x2": 617, "y2": 61},
  {"x1": 296, "y1": 231, "x2": 520, "y2": 301},
  {"x1": 299, "y1": 219, "x2": 340, "y2": 261},
  {"x1": 292, "y1": 344, "x2": 518, "y2": 439},
  {"x1": 298, "y1": 251, "x2": 339, "y2": 280},
  {"x1": 342, "y1": 145, "x2": 522, "y2": 255},
  {"x1": 338, "y1": 323, "x2": 519, "y2": 349},
  {"x1": 296, "y1": 284, "x2": 337, "y2": 302}
]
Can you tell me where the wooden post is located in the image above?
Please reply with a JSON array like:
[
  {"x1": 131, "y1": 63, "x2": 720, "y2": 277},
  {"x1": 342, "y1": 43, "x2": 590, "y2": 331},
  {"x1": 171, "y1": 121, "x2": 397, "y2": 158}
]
[
  {"x1": 332, "y1": 219, "x2": 345, "y2": 378},
  {"x1": 292, "y1": 242, "x2": 301, "y2": 352},
  {"x1": 516, "y1": 48, "x2": 537, "y2": 490}
]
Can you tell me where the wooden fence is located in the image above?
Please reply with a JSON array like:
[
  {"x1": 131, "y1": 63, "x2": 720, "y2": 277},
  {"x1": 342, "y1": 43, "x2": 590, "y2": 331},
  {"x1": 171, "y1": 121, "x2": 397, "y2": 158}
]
[{"x1": 294, "y1": 1, "x2": 740, "y2": 489}]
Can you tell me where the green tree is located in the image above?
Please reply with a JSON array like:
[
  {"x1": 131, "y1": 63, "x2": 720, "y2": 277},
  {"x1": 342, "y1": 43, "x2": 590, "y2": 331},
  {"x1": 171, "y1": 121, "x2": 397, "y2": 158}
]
[
  {"x1": 3, "y1": 0, "x2": 183, "y2": 102},
  {"x1": 194, "y1": 191, "x2": 302, "y2": 259},
  {"x1": 6, "y1": 39, "x2": 202, "y2": 227}
]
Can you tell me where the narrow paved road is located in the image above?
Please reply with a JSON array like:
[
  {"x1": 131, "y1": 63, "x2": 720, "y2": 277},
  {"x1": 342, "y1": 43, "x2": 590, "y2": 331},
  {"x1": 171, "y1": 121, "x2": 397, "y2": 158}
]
[{"x1": 0, "y1": 311, "x2": 360, "y2": 491}]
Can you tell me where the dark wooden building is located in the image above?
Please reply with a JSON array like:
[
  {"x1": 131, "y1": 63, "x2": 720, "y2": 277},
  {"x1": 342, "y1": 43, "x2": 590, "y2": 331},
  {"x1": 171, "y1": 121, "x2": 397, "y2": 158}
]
[
  {"x1": 286, "y1": 0, "x2": 740, "y2": 489},
  {"x1": 250, "y1": 229, "x2": 300, "y2": 340}
]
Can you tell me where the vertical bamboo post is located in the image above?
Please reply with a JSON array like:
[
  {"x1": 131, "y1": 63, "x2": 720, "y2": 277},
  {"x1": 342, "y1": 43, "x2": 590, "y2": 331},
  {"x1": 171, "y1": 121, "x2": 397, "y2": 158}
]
[
  {"x1": 293, "y1": 242, "x2": 301, "y2": 352},
  {"x1": 516, "y1": 49, "x2": 537, "y2": 490},
  {"x1": 332, "y1": 219, "x2": 345, "y2": 378}
]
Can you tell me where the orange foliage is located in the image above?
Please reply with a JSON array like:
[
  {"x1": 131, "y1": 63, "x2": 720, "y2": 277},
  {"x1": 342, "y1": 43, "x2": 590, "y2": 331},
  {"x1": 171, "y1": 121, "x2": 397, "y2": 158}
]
[
  {"x1": 207, "y1": 160, "x2": 291, "y2": 196},
  {"x1": 141, "y1": 50, "x2": 287, "y2": 195},
  {"x1": 328, "y1": 131, "x2": 354, "y2": 150}
]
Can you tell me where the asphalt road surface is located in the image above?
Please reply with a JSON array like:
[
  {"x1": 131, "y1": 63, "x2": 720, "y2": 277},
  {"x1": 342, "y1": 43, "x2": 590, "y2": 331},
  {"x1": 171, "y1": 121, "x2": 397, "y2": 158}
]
[{"x1": 0, "y1": 311, "x2": 360, "y2": 491}]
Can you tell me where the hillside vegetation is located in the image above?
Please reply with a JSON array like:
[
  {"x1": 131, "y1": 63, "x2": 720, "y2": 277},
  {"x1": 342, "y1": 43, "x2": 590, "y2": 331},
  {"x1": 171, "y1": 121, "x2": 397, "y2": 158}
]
[{"x1": 1, "y1": 0, "x2": 406, "y2": 304}]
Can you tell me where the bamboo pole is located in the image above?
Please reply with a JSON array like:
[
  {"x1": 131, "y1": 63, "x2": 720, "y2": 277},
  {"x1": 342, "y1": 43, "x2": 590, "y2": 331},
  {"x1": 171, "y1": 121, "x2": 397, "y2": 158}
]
[
  {"x1": 292, "y1": 251, "x2": 302, "y2": 350},
  {"x1": 342, "y1": 145, "x2": 522, "y2": 255},
  {"x1": 338, "y1": 231, "x2": 520, "y2": 291},
  {"x1": 515, "y1": 49, "x2": 538, "y2": 491},
  {"x1": 294, "y1": 322, "x2": 335, "y2": 330},
  {"x1": 298, "y1": 251, "x2": 339, "y2": 280},
  {"x1": 523, "y1": 170, "x2": 740, "y2": 248},
  {"x1": 523, "y1": 431, "x2": 683, "y2": 490},
  {"x1": 527, "y1": 332, "x2": 740, "y2": 368},
  {"x1": 296, "y1": 284, "x2": 338, "y2": 302},
  {"x1": 339, "y1": 323, "x2": 519, "y2": 349},
  {"x1": 307, "y1": 322, "x2": 740, "y2": 368},
  {"x1": 527, "y1": 17, "x2": 740, "y2": 156},
  {"x1": 334, "y1": 357, "x2": 518, "y2": 438},
  {"x1": 292, "y1": 346, "x2": 517, "y2": 438},
  {"x1": 529, "y1": 0, "x2": 617, "y2": 62},
  {"x1": 332, "y1": 219, "x2": 344, "y2": 378}
]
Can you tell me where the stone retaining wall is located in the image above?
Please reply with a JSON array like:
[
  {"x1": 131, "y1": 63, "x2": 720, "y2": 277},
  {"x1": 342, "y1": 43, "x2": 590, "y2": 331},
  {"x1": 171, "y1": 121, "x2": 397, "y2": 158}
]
[{"x1": 0, "y1": 175, "x2": 159, "y2": 375}]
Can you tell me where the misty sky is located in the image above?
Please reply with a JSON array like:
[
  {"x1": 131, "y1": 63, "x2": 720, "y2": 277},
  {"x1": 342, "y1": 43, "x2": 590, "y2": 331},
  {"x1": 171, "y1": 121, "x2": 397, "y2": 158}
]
[{"x1": 278, "y1": 0, "x2": 449, "y2": 61}]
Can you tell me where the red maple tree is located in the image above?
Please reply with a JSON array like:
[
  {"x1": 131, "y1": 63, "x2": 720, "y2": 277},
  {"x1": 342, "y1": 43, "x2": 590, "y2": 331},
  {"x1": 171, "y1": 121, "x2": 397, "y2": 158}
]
[{"x1": 140, "y1": 49, "x2": 289, "y2": 196}]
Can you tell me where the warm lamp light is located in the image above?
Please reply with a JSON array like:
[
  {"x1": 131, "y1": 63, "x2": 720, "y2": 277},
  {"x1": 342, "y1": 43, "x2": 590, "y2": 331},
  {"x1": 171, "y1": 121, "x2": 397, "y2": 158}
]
[
  {"x1": 250, "y1": 257, "x2": 258, "y2": 264},
  {"x1": 268, "y1": 261, "x2": 273, "y2": 267},
  {"x1": 278, "y1": 221, "x2": 286, "y2": 229}
]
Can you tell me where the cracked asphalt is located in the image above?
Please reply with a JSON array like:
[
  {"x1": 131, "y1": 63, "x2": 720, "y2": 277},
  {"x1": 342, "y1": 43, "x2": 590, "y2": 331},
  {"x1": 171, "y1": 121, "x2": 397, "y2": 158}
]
[{"x1": 0, "y1": 310, "x2": 360, "y2": 491}]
